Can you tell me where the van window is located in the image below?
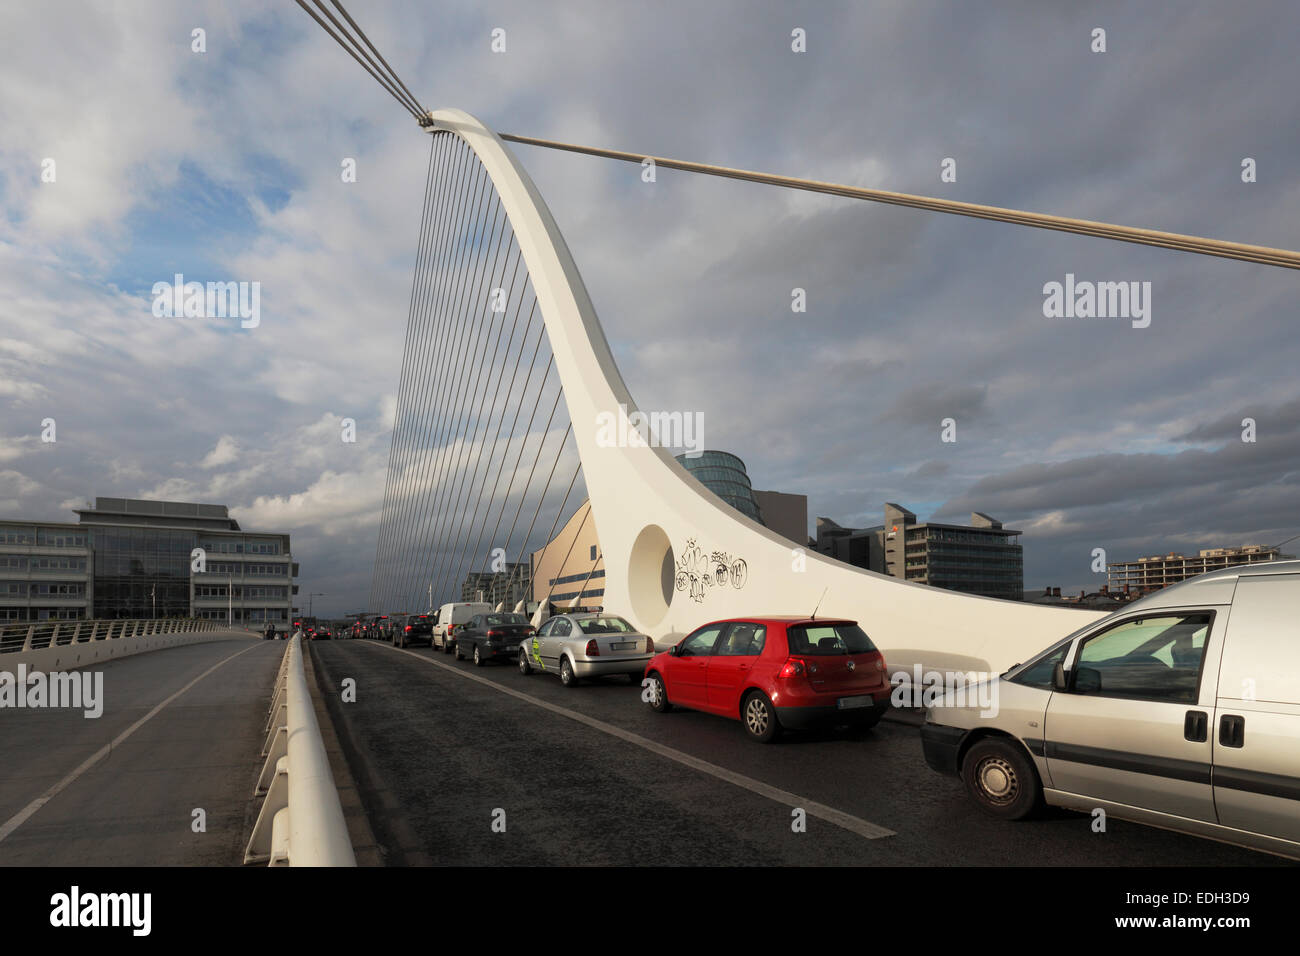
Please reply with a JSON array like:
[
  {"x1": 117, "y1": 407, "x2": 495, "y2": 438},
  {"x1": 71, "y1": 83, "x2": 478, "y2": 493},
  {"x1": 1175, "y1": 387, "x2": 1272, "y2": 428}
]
[{"x1": 1072, "y1": 612, "x2": 1212, "y2": 704}]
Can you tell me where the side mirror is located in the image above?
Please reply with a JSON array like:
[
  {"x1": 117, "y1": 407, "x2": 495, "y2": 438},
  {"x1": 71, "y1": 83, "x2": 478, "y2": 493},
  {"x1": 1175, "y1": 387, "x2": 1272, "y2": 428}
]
[
  {"x1": 1052, "y1": 662, "x2": 1068, "y2": 691},
  {"x1": 668, "y1": 644, "x2": 681, "y2": 657},
  {"x1": 1074, "y1": 666, "x2": 1102, "y2": 694}
]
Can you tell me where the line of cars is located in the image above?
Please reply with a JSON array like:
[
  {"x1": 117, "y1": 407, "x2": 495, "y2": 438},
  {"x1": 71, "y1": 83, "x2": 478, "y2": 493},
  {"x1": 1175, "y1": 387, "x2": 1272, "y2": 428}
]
[{"x1": 373, "y1": 558, "x2": 1300, "y2": 860}]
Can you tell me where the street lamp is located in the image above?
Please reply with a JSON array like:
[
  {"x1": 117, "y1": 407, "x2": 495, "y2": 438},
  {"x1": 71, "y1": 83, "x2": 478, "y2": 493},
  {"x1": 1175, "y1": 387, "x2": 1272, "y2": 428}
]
[{"x1": 308, "y1": 592, "x2": 325, "y2": 620}]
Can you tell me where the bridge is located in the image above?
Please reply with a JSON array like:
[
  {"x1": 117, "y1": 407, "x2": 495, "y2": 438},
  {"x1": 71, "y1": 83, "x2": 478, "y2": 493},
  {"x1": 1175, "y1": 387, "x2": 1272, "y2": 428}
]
[{"x1": 3, "y1": 2, "x2": 1298, "y2": 874}]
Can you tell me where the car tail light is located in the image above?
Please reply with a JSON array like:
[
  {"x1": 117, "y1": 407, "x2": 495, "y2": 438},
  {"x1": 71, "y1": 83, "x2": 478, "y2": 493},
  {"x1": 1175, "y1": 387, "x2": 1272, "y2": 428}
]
[
  {"x1": 646, "y1": 636, "x2": 655, "y2": 654},
  {"x1": 525, "y1": 627, "x2": 535, "y2": 636},
  {"x1": 585, "y1": 639, "x2": 599, "y2": 657},
  {"x1": 405, "y1": 625, "x2": 412, "y2": 632},
  {"x1": 778, "y1": 657, "x2": 806, "y2": 679},
  {"x1": 488, "y1": 629, "x2": 502, "y2": 638}
]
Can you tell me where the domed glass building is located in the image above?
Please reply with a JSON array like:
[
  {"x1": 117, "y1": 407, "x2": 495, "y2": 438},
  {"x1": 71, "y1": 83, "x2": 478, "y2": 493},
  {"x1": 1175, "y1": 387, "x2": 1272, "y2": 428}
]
[{"x1": 674, "y1": 450, "x2": 765, "y2": 525}]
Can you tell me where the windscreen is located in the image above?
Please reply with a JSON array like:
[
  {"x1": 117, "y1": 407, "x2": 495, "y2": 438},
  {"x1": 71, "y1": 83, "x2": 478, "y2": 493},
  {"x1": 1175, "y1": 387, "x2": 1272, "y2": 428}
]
[{"x1": 577, "y1": 616, "x2": 634, "y2": 634}]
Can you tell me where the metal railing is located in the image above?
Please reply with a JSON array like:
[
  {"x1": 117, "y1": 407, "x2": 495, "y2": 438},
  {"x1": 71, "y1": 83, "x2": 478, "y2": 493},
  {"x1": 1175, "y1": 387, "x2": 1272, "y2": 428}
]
[
  {"x1": 0, "y1": 617, "x2": 222, "y2": 655},
  {"x1": 245, "y1": 635, "x2": 356, "y2": 867}
]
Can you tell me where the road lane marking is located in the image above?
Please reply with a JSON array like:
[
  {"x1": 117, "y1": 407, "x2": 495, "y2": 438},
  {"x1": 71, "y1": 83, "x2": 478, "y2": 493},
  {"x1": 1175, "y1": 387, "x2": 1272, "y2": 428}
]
[
  {"x1": 361, "y1": 641, "x2": 895, "y2": 842},
  {"x1": 0, "y1": 641, "x2": 267, "y2": 845}
]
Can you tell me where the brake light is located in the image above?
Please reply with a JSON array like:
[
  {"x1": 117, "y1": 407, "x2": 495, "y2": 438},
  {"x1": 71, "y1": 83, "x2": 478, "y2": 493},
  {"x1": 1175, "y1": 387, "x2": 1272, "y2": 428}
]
[
  {"x1": 585, "y1": 639, "x2": 599, "y2": 656},
  {"x1": 405, "y1": 625, "x2": 412, "y2": 632},
  {"x1": 488, "y1": 629, "x2": 503, "y2": 638},
  {"x1": 779, "y1": 658, "x2": 806, "y2": 679},
  {"x1": 646, "y1": 636, "x2": 655, "y2": 654}
]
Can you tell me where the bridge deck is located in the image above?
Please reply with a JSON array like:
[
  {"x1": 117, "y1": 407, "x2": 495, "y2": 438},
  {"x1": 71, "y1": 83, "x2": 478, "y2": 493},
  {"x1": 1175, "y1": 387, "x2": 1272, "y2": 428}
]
[{"x1": 0, "y1": 636, "x2": 281, "y2": 866}]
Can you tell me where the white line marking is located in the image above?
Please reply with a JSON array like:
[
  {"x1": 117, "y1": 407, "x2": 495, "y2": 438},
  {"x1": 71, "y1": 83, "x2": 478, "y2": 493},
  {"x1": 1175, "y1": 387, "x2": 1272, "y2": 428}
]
[
  {"x1": 361, "y1": 641, "x2": 895, "y2": 841},
  {"x1": 0, "y1": 641, "x2": 266, "y2": 845}
]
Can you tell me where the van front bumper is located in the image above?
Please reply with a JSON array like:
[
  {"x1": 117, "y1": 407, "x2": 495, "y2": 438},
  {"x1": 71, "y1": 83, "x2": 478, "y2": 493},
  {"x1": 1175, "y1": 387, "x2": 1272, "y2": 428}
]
[{"x1": 920, "y1": 722, "x2": 966, "y2": 775}]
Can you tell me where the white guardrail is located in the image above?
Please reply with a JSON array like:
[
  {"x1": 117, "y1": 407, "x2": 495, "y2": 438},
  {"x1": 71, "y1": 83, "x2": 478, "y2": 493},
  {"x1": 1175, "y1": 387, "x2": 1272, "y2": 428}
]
[
  {"x1": 245, "y1": 635, "x2": 356, "y2": 867},
  {"x1": 0, "y1": 617, "x2": 222, "y2": 654}
]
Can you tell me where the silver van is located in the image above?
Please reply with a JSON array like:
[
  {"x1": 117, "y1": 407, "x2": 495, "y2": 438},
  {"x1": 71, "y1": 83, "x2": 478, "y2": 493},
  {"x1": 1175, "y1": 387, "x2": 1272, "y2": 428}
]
[
  {"x1": 431, "y1": 601, "x2": 492, "y2": 653},
  {"x1": 921, "y1": 560, "x2": 1300, "y2": 860}
]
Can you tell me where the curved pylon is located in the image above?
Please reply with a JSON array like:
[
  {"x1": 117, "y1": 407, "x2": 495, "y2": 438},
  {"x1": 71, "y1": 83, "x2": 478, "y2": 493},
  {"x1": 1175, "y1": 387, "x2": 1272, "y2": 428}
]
[{"x1": 425, "y1": 108, "x2": 1104, "y2": 675}]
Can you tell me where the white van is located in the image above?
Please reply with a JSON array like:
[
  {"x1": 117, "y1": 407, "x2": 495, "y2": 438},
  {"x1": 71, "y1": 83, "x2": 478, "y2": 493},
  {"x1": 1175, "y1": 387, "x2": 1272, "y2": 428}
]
[
  {"x1": 922, "y1": 560, "x2": 1300, "y2": 860},
  {"x1": 431, "y1": 602, "x2": 492, "y2": 653}
]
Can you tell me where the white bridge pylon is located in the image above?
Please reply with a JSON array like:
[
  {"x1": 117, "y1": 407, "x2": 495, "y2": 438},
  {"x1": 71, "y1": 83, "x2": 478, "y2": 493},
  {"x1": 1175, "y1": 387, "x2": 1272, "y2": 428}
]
[{"x1": 427, "y1": 108, "x2": 1105, "y2": 676}]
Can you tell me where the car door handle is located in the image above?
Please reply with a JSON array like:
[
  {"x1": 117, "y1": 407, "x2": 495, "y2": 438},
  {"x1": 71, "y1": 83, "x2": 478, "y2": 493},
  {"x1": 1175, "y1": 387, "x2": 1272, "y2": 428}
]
[
  {"x1": 1219, "y1": 714, "x2": 1245, "y2": 749},
  {"x1": 1183, "y1": 710, "x2": 1207, "y2": 742}
]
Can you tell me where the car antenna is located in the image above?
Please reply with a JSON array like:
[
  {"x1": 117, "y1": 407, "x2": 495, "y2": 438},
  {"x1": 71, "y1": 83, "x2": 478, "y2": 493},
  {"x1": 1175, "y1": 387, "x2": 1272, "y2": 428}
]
[{"x1": 811, "y1": 587, "x2": 828, "y2": 620}]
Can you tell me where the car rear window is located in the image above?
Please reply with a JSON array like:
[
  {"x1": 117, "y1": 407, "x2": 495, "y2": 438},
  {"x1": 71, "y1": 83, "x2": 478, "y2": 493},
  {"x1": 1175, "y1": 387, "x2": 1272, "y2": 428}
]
[
  {"x1": 485, "y1": 614, "x2": 527, "y2": 625},
  {"x1": 786, "y1": 623, "x2": 877, "y2": 655},
  {"x1": 577, "y1": 616, "x2": 634, "y2": 634}
]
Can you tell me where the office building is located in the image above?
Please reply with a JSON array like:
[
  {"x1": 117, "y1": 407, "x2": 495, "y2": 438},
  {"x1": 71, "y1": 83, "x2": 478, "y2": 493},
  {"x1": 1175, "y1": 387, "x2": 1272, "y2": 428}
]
[
  {"x1": 1107, "y1": 544, "x2": 1291, "y2": 594},
  {"x1": 0, "y1": 497, "x2": 297, "y2": 624}
]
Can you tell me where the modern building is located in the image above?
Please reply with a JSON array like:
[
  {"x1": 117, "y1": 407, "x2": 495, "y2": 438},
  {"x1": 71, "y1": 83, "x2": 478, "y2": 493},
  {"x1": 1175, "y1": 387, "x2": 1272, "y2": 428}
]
[
  {"x1": 531, "y1": 500, "x2": 605, "y2": 608},
  {"x1": 0, "y1": 497, "x2": 297, "y2": 624},
  {"x1": 1107, "y1": 544, "x2": 1291, "y2": 594},
  {"x1": 815, "y1": 503, "x2": 1023, "y2": 601},
  {"x1": 675, "y1": 450, "x2": 765, "y2": 524},
  {"x1": 675, "y1": 450, "x2": 808, "y2": 545},
  {"x1": 460, "y1": 562, "x2": 531, "y2": 608}
]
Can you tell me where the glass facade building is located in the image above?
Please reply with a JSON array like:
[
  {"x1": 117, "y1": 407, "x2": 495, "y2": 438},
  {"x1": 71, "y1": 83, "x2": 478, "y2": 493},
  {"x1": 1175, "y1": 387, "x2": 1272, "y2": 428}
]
[
  {"x1": 674, "y1": 450, "x2": 765, "y2": 524},
  {"x1": 0, "y1": 498, "x2": 296, "y2": 624}
]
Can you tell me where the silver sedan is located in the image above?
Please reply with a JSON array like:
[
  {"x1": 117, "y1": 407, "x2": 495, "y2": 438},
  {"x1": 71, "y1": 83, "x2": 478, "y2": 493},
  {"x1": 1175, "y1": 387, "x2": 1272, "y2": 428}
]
[{"x1": 518, "y1": 612, "x2": 656, "y2": 687}]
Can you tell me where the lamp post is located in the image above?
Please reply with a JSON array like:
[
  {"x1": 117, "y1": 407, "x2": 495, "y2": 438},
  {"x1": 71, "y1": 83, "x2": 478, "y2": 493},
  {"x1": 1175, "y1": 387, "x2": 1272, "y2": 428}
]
[{"x1": 308, "y1": 592, "x2": 325, "y2": 621}]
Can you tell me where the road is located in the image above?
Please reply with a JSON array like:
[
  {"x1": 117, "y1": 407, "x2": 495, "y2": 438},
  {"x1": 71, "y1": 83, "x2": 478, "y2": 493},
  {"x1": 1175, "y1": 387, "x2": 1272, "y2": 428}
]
[
  {"x1": 0, "y1": 636, "x2": 281, "y2": 866},
  {"x1": 311, "y1": 639, "x2": 1284, "y2": 866}
]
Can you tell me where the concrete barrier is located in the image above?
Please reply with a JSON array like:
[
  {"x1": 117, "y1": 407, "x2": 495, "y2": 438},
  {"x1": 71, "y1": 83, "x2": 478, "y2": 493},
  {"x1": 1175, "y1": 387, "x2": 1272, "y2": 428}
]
[{"x1": 245, "y1": 636, "x2": 356, "y2": 867}]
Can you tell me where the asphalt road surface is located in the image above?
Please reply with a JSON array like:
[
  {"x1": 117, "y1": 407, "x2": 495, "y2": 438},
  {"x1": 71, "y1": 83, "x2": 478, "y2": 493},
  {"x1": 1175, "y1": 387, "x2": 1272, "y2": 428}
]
[
  {"x1": 0, "y1": 636, "x2": 281, "y2": 866},
  {"x1": 311, "y1": 639, "x2": 1285, "y2": 867}
]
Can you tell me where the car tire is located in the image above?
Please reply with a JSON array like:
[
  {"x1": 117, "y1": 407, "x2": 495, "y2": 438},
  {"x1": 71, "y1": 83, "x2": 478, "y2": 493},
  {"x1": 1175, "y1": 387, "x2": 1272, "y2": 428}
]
[
  {"x1": 453, "y1": 642, "x2": 463, "y2": 661},
  {"x1": 961, "y1": 737, "x2": 1044, "y2": 820},
  {"x1": 519, "y1": 652, "x2": 532, "y2": 675},
  {"x1": 742, "y1": 691, "x2": 782, "y2": 743},
  {"x1": 645, "y1": 672, "x2": 672, "y2": 713},
  {"x1": 473, "y1": 645, "x2": 484, "y2": 667},
  {"x1": 559, "y1": 657, "x2": 577, "y2": 687}
]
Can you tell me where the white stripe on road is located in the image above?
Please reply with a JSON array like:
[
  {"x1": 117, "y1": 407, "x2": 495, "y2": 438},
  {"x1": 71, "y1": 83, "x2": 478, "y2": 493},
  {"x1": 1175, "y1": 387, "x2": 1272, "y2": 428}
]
[
  {"x1": 362, "y1": 641, "x2": 895, "y2": 841},
  {"x1": 0, "y1": 641, "x2": 267, "y2": 845}
]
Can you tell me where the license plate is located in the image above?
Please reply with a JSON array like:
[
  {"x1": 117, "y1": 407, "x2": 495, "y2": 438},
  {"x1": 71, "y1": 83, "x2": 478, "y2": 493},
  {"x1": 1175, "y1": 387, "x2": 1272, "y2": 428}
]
[
  {"x1": 837, "y1": 695, "x2": 871, "y2": 710},
  {"x1": 611, "y1": 641, "x2": 637, "y2": 650}
]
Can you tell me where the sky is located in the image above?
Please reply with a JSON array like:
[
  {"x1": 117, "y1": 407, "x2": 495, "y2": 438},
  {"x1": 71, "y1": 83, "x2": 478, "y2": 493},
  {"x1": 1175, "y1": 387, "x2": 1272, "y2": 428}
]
[{"x1": 1, "y1": 1, "x2": 1298, "y2": 617}]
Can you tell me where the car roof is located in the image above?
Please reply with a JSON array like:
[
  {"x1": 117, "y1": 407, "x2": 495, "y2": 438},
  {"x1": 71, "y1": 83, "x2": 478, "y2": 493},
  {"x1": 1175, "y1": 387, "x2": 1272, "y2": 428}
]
[{"x1": 698, "y1": 616, "x2": 856, "y2": 627}]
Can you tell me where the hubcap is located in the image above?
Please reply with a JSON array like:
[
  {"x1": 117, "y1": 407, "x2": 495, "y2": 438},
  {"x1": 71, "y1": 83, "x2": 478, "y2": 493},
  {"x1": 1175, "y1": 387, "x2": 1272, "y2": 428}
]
[
  {"x1": 977, "y1": 757, "x2": 1018, "y2": 804},
  {"x1": 745, "y1": 698, "x2": 768, "y2": 735}
]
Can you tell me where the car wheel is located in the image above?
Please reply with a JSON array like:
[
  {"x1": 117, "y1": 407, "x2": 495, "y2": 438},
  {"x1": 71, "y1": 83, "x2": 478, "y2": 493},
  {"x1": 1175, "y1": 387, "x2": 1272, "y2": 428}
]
[
  {"x1": 473, "y1": 645, "x2": 484, "y2": 667},
  {"x1": 645, "y1": 672, "x2": 672, "y2": 713},
  {"x1": 742, "y1": 691, "x2": 782, "y2": 743},
  {"x1": 559, "y1": 657, "x2": 577, "y2": 687},
  {"x1": 962, "y1": 738, "x2": 1043, "y2": 820},
  {"x1": 518, "y1": 652, "x2": 532, "y2": 675},
  {"x1": 443, "y1": 637, "x2": 454, "y2": 655},
  {"x1": 453, "y1": 642, "x2": 463, "y2": 661}
]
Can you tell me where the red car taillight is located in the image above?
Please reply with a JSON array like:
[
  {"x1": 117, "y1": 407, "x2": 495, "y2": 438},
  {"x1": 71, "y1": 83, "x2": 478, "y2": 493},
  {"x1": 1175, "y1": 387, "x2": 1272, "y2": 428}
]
[
  {"x1": 646, "y1": 636, "x2": 655, "y2": 654},
  {"x1": 585, "y1": 639, "x2": 599, "y2": 657},
  {"x1": 778, "y1": 657, "x2": 807, "y2": 679},
  {"x1": 404, "y1": 625, "x2": 412, "y2": 632},
  {"x1": 487, "y1": 629, "x2": 502, "y2": 638}
]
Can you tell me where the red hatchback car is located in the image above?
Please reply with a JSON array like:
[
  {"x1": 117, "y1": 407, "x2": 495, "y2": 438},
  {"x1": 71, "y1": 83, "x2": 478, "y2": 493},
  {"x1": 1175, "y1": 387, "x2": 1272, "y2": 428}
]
[{"x1": 643, "y1": 617, "x2": 891, "y2": 742}]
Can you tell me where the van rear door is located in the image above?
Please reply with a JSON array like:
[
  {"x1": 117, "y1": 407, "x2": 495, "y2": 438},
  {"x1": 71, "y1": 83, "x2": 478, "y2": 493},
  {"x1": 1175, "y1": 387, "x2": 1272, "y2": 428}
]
[{"x1": 1212, "y1": 574, "x2": 1300, "y2": 846}]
